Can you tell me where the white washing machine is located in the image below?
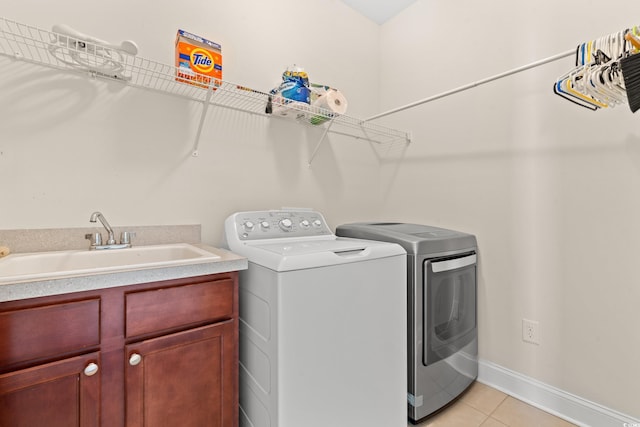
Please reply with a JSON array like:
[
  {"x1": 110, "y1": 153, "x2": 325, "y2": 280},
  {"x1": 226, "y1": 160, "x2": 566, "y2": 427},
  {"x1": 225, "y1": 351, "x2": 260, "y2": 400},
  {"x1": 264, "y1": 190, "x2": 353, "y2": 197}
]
[{"x1": 224, "y1": 209, "x2": 407, "y2": 427}]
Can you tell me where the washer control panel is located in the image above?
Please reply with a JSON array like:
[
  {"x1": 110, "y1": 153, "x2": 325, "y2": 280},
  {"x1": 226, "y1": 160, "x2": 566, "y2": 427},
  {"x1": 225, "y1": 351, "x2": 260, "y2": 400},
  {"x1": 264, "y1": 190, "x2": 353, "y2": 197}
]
[{"x1": 229, "y1": 210, "x2": 333, "y2": 241}]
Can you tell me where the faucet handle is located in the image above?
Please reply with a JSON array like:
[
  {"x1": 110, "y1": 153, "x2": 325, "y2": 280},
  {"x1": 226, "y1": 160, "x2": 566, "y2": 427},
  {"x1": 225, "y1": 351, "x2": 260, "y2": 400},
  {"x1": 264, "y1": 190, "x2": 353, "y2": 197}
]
[
  {"x1": 85, "y1": 232, "x2": 103, "y2": 247},
  {"x1": 120, "y1": 231, "x2": 136, "y2": 245}
]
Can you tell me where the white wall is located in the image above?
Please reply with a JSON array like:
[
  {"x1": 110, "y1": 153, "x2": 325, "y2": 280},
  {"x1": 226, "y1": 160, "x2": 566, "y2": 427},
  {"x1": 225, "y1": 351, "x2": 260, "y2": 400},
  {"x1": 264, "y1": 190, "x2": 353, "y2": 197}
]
[
  {"x1": 379, "y1": 0, "x2": 640, "y2": 419},
  {"x1": 0, "y1": 0, "x2": 382, "y2": 243},
  {"x1": 2, "y1": 0, "x2": 640, "y2": 421}
]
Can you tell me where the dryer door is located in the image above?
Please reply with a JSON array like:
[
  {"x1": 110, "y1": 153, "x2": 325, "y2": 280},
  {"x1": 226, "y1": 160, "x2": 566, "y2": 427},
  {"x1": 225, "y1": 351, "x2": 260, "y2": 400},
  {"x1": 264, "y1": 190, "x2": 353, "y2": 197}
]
[{"x1": 423, "y1": 253, "x2": 477, "y2": 366}]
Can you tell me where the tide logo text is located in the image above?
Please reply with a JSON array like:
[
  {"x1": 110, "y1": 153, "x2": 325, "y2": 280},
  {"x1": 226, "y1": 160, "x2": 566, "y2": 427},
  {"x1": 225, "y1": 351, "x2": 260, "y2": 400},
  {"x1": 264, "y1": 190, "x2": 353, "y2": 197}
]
[{"x1": 190, "y1": 48, "x2": 215, "y2": 73}]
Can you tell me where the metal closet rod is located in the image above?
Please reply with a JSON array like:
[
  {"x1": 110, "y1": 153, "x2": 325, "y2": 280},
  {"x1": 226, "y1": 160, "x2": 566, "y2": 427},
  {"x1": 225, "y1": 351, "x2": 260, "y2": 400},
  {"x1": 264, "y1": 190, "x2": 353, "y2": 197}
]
[{"x1": 365, "y1": 49, "x2": 575, "y2": 122}]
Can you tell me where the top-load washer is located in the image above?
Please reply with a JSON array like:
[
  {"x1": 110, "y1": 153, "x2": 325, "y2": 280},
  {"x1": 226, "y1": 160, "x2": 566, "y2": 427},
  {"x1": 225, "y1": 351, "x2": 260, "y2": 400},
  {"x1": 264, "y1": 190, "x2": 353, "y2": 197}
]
[
  {"x1": 224, "y1": 209, "x2": 408, "y2": 427},
  {"x1": 335, "y1": 222, "x2": 478, "y2": 423}
]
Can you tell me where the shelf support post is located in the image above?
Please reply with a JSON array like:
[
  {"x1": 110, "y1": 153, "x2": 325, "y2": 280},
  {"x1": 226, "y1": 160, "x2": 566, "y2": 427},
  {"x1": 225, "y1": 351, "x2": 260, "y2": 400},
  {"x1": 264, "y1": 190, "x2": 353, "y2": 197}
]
[
  {"x1": 307, "y1": 119, "x2": 335, "y2": 166},
  {"x1": 191, "y1": 85, "x2": 216, "y2": 157}
]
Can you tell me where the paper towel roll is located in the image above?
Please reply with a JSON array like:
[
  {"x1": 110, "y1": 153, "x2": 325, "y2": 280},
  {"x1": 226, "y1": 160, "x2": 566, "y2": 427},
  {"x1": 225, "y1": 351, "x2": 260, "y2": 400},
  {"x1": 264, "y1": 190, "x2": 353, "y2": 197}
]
[
  {"x1": 310, "y1": 89, "x2": 348, "y2": 125},
  {"x1": 0, "y1": 246, "x2": 10, "y2": 258}
]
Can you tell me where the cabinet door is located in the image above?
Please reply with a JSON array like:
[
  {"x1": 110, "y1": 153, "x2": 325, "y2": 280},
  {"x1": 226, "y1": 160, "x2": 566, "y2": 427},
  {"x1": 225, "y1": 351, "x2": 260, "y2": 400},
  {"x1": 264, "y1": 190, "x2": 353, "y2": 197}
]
[
  {"x1": 126, "y1": 320, "x2": 236, "y2": 427},
  {"x1": 0, "y1": 352, "x2": 100, "y2": 427}
]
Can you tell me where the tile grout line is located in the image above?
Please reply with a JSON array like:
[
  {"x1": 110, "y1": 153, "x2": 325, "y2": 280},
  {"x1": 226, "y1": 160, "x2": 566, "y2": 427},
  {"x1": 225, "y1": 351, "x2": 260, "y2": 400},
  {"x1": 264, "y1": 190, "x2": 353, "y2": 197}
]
[
  {"x1": 486, "y1": 394, "x2": 511, "y2": 427},
  {"x1": 465, "y1": 400, "x2": 491, "y2": 427},
  {"x1": 488, "y1": 394, "x2": 510, "y2": 417}
]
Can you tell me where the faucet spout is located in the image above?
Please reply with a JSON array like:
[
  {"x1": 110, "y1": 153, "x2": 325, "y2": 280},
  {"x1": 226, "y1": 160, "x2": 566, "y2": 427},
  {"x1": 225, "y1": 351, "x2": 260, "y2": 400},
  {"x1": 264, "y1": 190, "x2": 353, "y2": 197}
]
[{"x1": 90, "y1": 211, "x2": 116, "y2": 245}]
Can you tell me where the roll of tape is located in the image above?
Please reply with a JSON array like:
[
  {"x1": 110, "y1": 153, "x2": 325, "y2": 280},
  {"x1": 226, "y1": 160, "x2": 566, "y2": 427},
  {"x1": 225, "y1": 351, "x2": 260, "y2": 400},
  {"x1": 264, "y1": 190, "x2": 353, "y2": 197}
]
[{"x1": 0, "y1": 246, "x2": 10, "y2": 258}]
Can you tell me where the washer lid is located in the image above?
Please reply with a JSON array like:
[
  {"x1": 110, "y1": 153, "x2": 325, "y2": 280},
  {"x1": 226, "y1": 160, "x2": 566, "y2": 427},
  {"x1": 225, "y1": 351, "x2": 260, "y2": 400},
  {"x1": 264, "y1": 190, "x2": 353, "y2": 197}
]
[
  {"x1": 239, "y1": 237, "x2": 406, "y2": 271},
  {"x1": 253, "y1": 238, "x2": 370, "y2": 256}
]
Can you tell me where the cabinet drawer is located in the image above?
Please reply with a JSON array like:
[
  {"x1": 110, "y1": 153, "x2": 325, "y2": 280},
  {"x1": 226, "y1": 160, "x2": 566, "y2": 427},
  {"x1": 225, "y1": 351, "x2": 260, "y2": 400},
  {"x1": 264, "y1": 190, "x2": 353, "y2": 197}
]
[
  {"x1": 0, "y1": 299, "x2": 100, "y2": 368},
  {"x1": 125, "y1": 279, "x2": 234, "y2": 338}
]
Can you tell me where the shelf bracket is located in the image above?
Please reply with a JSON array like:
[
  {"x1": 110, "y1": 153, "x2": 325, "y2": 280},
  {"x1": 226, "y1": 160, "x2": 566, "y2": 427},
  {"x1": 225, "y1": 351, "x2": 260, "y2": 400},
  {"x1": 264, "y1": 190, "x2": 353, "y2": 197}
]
[
  {"x1": 191, "y1": 85, "x2": 217, "y2": 157},
  {"x1": 307, "y1": 119, "x2": 335, "y2": 166}
]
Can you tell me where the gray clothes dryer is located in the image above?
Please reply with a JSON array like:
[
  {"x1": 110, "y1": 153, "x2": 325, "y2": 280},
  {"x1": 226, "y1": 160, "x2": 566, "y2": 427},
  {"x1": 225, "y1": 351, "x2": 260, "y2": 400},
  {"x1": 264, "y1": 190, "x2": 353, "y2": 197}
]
[{"x1": 335, "y1": 222, "x2": 478, "y2": 423}]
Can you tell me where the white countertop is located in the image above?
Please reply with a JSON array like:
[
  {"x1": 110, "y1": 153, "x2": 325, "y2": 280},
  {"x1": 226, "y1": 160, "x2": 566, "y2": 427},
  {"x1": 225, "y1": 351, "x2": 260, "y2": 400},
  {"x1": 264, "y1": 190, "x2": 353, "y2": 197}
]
[{"x1": 0, "y1": 244, "x2": 247, "y2": 303}]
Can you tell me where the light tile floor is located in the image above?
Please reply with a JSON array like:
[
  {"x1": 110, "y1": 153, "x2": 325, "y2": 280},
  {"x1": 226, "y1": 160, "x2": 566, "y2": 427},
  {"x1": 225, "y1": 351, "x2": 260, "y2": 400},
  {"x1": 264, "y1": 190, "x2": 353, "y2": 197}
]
[{"x1": 408, "y1": 382, "x2": 578, "y2": 427}]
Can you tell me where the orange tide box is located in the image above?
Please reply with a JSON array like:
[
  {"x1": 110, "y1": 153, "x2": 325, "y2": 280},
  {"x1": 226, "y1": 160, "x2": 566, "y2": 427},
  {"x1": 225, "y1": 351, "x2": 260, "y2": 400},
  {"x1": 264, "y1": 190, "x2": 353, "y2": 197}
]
[{"x1": 175, "y1": 29, "x2": 222, "y2": 88}]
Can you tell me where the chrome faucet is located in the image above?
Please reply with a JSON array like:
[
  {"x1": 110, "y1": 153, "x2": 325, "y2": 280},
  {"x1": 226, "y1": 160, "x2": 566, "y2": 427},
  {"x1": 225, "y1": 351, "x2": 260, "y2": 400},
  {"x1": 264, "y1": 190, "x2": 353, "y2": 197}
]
[
  {"x1": 90, "y1": 211, "x2": 116, "y2": 244},
  {"x1": 86, "y1": 211, "x2": 135, "y2": 250}
]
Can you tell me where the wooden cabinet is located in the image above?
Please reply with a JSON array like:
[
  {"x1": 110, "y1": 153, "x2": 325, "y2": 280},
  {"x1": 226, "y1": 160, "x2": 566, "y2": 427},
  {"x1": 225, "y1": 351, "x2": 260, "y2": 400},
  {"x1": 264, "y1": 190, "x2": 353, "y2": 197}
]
[
  {"x1": 124, "y1": 278, "x2": 237, "y2": 427},
  {"x1": 0, "y1": 272, "x2": 239, "y2": 427},
  {"x1": 0, "y1": 298, "x2": 101, "y2": 427},
  {"x1": 126, "y1": 322, "x2": 236, "y2": 427},
  {"x1": 0, "y1": 352, "x2": 101, "y2": 427}
]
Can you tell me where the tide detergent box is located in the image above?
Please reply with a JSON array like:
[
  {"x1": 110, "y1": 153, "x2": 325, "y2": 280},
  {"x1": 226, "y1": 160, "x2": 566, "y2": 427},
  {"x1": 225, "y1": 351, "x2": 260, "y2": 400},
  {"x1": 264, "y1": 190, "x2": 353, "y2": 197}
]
[{"x1": 175, "y1": 29, "x2": 222, "y2": 88}]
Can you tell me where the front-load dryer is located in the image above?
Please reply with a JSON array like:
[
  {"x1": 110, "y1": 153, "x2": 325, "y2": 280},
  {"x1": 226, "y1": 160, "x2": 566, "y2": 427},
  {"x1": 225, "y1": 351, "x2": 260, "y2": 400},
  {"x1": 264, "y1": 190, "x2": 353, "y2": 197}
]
[
  {"x1": 224, "y1": 209, "x2": 408, "y2": 427},
  {"x1": 336, "y1": 222, "x2": 478, "y2": 423}
]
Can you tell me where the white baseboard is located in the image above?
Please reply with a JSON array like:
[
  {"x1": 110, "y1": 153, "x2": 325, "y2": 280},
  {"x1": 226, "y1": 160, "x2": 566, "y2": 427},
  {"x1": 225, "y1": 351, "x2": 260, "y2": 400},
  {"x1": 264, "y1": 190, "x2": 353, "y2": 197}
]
[{"x1": 477, "y1": 359, "x2": 640, "y2": 427}]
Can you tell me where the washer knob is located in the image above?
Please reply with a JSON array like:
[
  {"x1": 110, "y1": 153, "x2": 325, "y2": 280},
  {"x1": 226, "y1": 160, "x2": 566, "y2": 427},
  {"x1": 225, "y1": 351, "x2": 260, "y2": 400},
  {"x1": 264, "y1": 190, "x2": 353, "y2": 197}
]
[
  {"x1": 260, "y1": 221, "x2": 270, "y2": 230},
  {"x1": 243, "y1": 221, "x2": 255, "y2": 232},
  {"x1": 300, "y1": 219, "x2": 310, "y2": 229},
  {"x1": 279, "y1": 218, "x2": 293, "y2": 231},
  {"x1": 312, "y1": 219, "x2": 322, "y2": 228}
]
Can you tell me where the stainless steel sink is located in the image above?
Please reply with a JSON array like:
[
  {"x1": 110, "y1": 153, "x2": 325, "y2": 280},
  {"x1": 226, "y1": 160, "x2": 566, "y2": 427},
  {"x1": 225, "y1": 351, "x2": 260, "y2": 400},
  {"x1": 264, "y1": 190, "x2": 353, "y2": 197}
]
[{"x1": 0, "y1": 243, "x2": 221, "y2": 284}]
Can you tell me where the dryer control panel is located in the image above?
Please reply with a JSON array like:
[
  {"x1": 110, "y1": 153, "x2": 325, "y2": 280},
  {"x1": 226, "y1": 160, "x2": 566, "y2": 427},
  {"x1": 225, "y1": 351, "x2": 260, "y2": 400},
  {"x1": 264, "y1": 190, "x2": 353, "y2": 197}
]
[{"x1": 226, "y1": 209, "x2": 333, "y2": 241}]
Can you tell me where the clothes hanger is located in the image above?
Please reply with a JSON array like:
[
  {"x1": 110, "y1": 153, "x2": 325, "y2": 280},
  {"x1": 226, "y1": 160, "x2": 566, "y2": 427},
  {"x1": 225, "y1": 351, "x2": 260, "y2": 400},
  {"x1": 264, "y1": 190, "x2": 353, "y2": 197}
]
[
  {"x1": 587, "y1": 64, "x2": 626, "y2": 106},
  {"x1": 555, "y1": 25, "x2": 640, "y2": 111},
  {"x1": 625, "y1": 31, "x2": 640, "y2": 51},
  {"x1": 583, "y1": 45, "x2": 629, "y2": 106},
  {"x1": 566, "y1": 66, "x2": 610, "y2": 108},
  {"x1": 554, "y1": 65, "x2": 603, "y2": 110},
  {"x1": 556, "y1": 48, "x2": 606, "y2": 110},
  {"x1": 553, "y1": 80, "x2": 599, "y2": 110}
]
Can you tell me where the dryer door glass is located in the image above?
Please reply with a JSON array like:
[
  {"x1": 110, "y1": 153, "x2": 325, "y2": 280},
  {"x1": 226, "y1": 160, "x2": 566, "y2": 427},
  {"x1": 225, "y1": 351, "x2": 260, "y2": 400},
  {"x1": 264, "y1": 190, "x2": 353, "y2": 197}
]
[{"x1": 423, "y1": 253, "x2": 477, "y2": 366}]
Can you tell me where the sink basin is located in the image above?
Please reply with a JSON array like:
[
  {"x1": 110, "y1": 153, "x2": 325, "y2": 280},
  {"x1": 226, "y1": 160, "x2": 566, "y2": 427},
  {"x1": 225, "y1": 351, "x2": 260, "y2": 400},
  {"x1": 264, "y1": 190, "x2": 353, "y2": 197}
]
[{"x1": 0, "y1": 243, "x2": 220, "y2": 284}]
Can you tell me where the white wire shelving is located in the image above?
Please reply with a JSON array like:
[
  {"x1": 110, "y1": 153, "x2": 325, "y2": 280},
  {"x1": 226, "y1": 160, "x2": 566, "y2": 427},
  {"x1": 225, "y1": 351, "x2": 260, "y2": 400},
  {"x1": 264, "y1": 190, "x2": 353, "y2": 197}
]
[{"x1": 0, "y1": 17, "x2": 411, "y2": 163}]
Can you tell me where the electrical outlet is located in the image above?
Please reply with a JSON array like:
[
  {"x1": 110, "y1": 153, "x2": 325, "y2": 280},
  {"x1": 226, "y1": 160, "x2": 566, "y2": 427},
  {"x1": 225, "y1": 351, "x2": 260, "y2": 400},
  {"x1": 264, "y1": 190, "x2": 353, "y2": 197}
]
[{"x1": 522, "y1": 319, "x2": 540, "y2": 345}]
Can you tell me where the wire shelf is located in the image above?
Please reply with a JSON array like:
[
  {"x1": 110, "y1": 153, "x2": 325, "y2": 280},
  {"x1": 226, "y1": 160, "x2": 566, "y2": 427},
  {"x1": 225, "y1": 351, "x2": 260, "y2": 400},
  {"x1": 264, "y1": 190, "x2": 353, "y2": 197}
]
[{"x1": 0, "y1": 17, "x2": 411, "y2": 161}]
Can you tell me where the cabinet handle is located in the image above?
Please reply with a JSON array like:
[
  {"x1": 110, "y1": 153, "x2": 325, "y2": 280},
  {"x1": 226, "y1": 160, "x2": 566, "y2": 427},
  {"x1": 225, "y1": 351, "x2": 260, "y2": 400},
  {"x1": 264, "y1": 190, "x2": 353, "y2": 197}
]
[
  {"x1": 84, "y1": 362, "x2": 99, "y2": 377},
  {"x1": 129, "y1": 353, "x2": 142, "y2": 366}
]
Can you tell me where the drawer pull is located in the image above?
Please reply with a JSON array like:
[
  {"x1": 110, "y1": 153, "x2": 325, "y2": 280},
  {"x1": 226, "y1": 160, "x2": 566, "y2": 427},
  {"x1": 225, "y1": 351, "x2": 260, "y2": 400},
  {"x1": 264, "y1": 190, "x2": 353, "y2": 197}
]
[
  {"x1": 129, "y1": 353, "x2": 142, "y2": 366},
  {"x1": 84, "y1": 362, "x2": 99, "y2": 377}
]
